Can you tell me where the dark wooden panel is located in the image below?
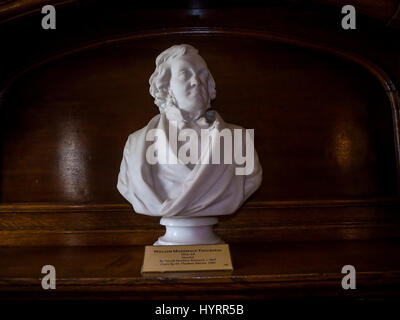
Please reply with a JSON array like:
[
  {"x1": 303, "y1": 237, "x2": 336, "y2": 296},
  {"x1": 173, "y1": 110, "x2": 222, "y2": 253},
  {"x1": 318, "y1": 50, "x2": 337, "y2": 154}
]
[
  {"x1": 306, "y1": 0, "x2": 400, "y2": 23},
  {"x1": 0, "y1": 200, "x2": 399, "y2": 246},
  {"x1": 1, "y1": 241, "x2": 399, "y2": 299},
  {"x1": 0, "y1": 32, "x2": 398, "y2": 203},
  {"x1": 1, "y1": 0, "x2": 399, "y2": 26}
]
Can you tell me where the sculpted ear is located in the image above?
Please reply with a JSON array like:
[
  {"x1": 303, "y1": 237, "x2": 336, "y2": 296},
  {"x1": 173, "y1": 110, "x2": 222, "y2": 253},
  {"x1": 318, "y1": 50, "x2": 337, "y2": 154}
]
[
  {"x1": 207, "y1": 73, "x2": 216, "y2": 100},
  {"x1": 156, "y1": 67, "x2": 171, "y2": 93}
]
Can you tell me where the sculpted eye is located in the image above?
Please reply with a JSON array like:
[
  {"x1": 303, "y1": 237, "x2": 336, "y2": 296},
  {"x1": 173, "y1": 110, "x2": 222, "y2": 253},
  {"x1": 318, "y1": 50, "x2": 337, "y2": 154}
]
[{"x1": 177, "y1": 69, "x2": 191, "y2": 80}]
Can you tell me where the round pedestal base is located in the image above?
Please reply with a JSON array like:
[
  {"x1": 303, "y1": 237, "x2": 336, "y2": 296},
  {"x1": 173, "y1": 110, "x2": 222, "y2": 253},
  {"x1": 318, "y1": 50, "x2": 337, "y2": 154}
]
[{"x1": 154, "y1": 217, "x2": 223, "y2": 246}]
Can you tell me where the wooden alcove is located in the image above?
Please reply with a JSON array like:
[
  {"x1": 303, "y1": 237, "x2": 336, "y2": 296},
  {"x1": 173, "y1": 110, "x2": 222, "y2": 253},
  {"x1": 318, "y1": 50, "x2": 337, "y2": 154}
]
[{"x1": 1, "y1": 1, "x2": 400, "y2": 300}]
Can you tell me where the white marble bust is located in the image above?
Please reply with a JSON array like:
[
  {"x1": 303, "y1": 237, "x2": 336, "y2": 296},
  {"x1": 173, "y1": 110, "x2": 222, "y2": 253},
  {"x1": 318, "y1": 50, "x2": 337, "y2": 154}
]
[{"x1": 117, "y1": 44, "x2": 262, "y2": 245}]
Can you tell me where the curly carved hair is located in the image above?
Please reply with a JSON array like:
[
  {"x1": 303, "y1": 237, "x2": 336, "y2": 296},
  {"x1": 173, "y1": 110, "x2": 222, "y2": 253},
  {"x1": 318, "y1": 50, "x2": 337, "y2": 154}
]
[{"x1": 149, "y1": 44, "x2": 216, "y2": 112}]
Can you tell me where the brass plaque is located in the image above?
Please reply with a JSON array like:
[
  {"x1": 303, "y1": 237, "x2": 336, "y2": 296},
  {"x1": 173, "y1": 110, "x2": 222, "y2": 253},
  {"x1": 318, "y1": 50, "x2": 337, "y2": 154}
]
[{"x1": 141, "y1": 244, "x2": 233, "y2": 273}]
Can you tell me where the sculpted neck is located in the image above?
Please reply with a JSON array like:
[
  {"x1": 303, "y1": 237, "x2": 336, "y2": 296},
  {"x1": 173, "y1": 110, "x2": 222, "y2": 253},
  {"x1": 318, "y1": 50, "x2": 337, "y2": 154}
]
[{"x1": 164, "y1": 104, "x2": 207, "y2": 124}]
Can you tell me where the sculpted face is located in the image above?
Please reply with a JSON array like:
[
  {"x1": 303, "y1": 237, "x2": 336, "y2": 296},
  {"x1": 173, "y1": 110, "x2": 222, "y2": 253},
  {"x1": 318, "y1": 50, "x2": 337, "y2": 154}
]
[{"x1": 169, "y1": 54, "x2": 210, "y2": 114}]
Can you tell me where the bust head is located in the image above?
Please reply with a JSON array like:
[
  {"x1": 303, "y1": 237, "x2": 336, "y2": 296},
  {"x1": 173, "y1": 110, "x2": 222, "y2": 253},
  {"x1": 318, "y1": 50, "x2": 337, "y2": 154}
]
[{"x1": 149, "y1": 44, "x2": 216, "y2": 116}]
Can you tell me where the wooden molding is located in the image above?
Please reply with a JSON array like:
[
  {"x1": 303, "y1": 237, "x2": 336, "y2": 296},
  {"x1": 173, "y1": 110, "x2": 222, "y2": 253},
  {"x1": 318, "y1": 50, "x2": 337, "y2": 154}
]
[{"x1": 1, "y1": 198, "x2": 399, "y2": 246}]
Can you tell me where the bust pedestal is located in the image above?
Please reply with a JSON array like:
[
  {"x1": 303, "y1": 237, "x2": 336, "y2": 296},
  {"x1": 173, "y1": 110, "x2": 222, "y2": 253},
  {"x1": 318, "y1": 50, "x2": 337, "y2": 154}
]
[{"x1": 154, "y1": 217, "x2": 224, "y2": 246}]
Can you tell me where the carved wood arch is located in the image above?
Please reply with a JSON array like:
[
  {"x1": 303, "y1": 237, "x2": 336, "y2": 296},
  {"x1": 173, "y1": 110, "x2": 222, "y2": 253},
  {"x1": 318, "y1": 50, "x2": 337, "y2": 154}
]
[{"x1": 0, "y1": 27, "x2": 399, "y2": 245}]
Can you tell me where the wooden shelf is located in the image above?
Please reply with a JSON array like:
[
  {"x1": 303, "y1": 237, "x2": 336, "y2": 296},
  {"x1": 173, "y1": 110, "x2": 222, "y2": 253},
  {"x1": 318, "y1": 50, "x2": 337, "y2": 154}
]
[{"x1": 1, "y1": 240, "x2": 399, "y2": 299}]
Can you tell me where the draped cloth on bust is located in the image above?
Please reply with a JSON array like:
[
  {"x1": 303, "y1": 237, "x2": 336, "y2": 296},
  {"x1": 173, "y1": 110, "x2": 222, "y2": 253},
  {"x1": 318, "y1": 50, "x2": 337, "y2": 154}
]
[{"x1": 117, "y1": 110, "x2": 262, "y2": 217}]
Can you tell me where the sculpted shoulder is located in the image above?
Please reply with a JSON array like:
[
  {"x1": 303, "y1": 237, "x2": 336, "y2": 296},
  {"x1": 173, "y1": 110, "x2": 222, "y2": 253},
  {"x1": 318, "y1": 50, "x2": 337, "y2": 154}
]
[
  {"x1": 126, "y1": 127, "x2": 145, "y2": 146},
  {"x1": 125, "y1": 114, "x2": 161, "y2": 150}
]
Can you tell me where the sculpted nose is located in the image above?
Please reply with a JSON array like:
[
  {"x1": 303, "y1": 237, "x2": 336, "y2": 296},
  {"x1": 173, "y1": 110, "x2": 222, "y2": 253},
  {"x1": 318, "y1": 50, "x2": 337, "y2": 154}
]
[{"x1": 191, "y1": 75, "x2": 200, "y2": 86}]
